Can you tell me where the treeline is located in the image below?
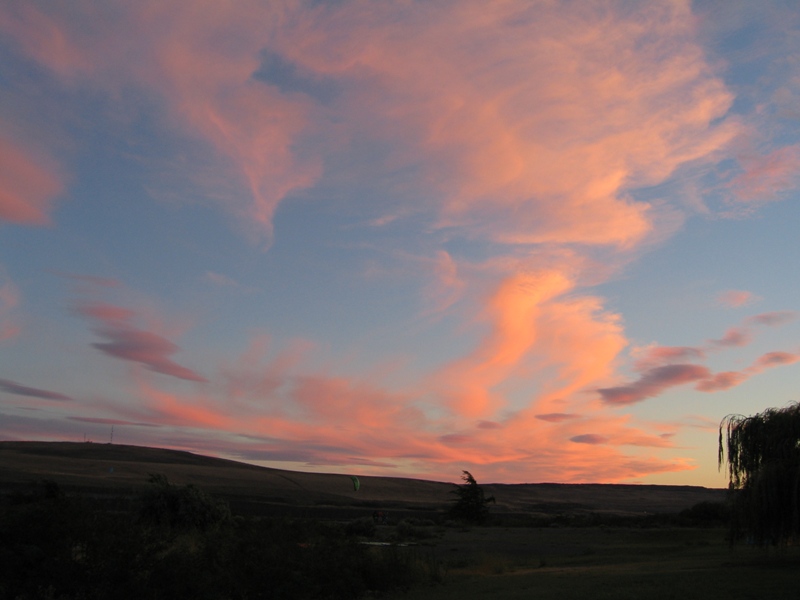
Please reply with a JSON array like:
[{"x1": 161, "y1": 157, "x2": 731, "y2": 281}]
[{"x1": 0, "y1": 477, "x2": 441, "y2": 600}]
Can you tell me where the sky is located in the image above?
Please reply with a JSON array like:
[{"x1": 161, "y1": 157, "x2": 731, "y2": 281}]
[{"x1": 1, "y1": 0, "x2": 799, "y2": 487}]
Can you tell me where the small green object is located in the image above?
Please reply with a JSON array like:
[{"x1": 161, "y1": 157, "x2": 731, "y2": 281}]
[{"x1": 350, "y1": 475, "x2": 360, "y2": 491}]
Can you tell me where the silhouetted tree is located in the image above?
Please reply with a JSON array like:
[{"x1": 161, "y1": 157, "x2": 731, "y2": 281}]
[
  {"x1": 449, "y1": 471, "x2": 495, "y2": 524},
  {"x1": 719, "y1": 403, "x2": 800, "y2": 546}
]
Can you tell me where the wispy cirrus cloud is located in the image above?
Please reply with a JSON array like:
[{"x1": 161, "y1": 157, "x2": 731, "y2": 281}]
[
  {"x1": 0, "y1": 0, "x2": 738, "y2": 249},
  {"x1": 4, "y1": 1, "x2": 798, "y2": 485},
  {"x1": 0, "y1": 134, "x2": 63, "y2": 225}
]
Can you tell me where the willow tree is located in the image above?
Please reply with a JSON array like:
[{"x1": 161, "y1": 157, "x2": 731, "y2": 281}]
[{"x1": 719, "y1": 403, "x2": 800, "y2": 546}]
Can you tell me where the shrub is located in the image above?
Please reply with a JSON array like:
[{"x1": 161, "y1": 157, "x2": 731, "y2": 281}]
[{"x1": 138, "y1": 473, "x2": 231, "y2": 532}]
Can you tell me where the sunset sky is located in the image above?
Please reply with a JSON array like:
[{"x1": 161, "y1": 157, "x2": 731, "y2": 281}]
[{"x1": 1, "y1": 0, "x2": 799, "y2": 486}]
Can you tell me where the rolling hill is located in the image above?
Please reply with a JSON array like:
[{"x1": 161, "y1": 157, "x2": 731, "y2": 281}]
[{"x1": 0, "y1": 441, "x2": 726, "y2": 520}]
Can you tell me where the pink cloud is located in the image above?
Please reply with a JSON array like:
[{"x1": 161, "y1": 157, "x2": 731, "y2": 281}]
[
  {"x1": 0, "y1": 134, "x2": 63, "y2": 225},
  {"x1": 84, "y1": 343, "x2": 682, "y2": 483},
  {"x1": 694, "y1": 350, "x2": 800, "y2": 393},
  {"x1": 695, "y1": 371, "x2": 747, "y2": 392},
  {"x1": 728, "y1": 145, "x2": 800, "y2": 206},
  {"x1": 0, "y1": 1, "x2": 737, "y2": 248},
  {"x1": 282, "y1": 1, "x2": 736, "y2": 249},
  {"x1": 717, "y1": 289, "x2": 756, "y2": 308},
  {"x1": 75, "y1": 300, "x2": 206, "y2": 382},
  {"x1": 752, "y1": 351, "x2": 800, "y2": 369},
  {"x1": 0, "y1": 2, "x2": 320, "y2": 245},
  {"x1": 709, "y1": 326, "x2": 752, "y2": 348},
  {"x1": 598, "y1": 364, "x2": 711, "y2": 406},
  {"x1": 0, "y1": 269, "x2": 21, "y2": 342},
  {"x1": 74, "y1": 302, "x2": 137, "y2": 322}
]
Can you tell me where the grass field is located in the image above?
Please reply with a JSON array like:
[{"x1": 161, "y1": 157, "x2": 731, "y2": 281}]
[{"x1": 386, "y1": 526, "x2": 800, "y2": 600}]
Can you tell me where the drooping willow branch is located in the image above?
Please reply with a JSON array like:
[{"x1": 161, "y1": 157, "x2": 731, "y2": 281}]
[{"x1": 719, "y1": 403, "x2": 800, "y2": 546}]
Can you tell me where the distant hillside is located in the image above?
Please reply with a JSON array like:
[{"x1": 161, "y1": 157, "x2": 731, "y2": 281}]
[{"x1": 0, "y1": 441, "x2": 726, "y2": 519}]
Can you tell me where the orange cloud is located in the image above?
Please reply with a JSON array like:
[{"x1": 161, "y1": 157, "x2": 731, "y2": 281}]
[{"x1": 434, "y1": 270, "x2": 573, "y2": 416}]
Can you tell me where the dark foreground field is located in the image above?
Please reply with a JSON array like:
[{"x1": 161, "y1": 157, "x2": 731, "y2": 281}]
[
  {"x1": 2, "y1": 441, "x2": 797, "y2": 599},
  {"x1": 384, "y1": 526, "x2": 800, "y2": 600}
]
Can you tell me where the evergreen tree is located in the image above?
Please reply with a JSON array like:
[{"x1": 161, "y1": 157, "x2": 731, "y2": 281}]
[{"x1": 449, "y1": 471, "x2": 495, "y2": 524}]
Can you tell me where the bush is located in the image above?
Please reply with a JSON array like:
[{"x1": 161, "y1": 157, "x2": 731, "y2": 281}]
[
  {"x1": 346, "y1": 516, "x2": 377, "y2": 537},
  {"x1": 138, "y1": 473, "x2": 231, "y2": 532}
]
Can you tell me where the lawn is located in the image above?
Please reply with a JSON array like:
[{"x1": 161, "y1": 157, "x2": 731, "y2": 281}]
[{"x1": 386, "y1": 526, "x2": 800, "y2": 600}]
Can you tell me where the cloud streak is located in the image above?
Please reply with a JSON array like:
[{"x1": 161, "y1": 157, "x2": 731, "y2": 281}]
[
  {"x1": 599, "y1": 364, "x2": 712, "y2": 406},
  {"x1": 75, "y1": 301, "x2": 207, "y2": 383},
  {"x1": 0, "y1": 378, "x2": 72, "y2": 402}
]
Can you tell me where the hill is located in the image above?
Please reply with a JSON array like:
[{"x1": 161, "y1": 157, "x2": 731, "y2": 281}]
[{"x1": 0, "y1": 441, "x2": 726, "y2": 520}]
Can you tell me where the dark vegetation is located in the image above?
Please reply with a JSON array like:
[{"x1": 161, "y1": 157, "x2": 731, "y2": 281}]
[
  {"x1": 0, "y1": 443, "x2": 741, "y2": 599},
  {"x1": 0, "y1": 478, "x2": 442, "y2": 600},
  {"x1": 719, "y1": 403, "x2": 800, "y2": 547}
]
